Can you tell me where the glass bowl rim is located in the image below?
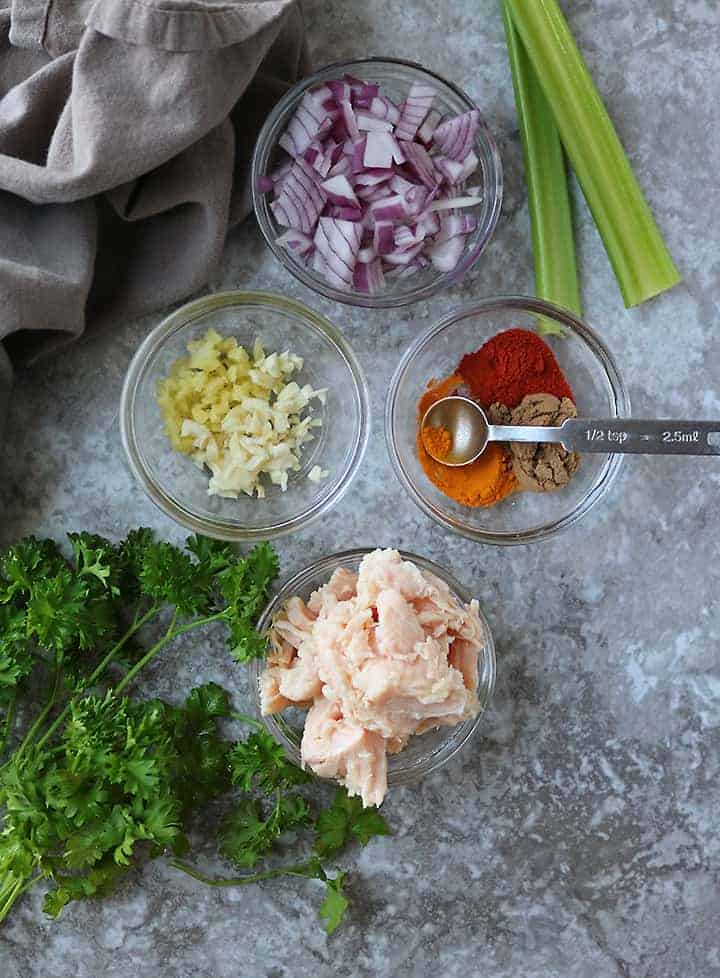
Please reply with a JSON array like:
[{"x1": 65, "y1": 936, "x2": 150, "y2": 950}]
[
  {"x1": 251, "y1": 55, "x2": 504, "y2": 309},
  {"x1": 119, "y1": 289, "x2": 371, "y2": 542},
  {"x1": 249, "y1": 547, "x2": 497, "y2": 787},
  {"x1": 384, "y1": 295, "x2": 632, "y2": 546}
]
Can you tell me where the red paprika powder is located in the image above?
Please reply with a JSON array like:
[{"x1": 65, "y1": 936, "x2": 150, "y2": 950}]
[{"x1": 458, "y1": 328, "x2": 574, "y2": 408}]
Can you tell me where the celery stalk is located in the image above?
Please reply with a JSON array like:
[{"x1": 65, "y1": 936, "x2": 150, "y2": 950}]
[
  {"x1": 505, "y1": 0, "x2": 681, "y2": 308},
  {"x1": 501, "y1": 0, "x2": 581, "y2": 334}
]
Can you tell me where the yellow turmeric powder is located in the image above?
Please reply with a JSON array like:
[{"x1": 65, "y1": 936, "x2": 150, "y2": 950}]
[
  {"x1": 417, "y1": 375, "x2": 517, "y2": 507},
  {"x1": 422, "y1": 424, "x2": 452, "y2": 460}
]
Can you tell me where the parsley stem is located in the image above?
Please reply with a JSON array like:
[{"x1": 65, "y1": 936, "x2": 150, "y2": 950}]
[
  {"x1": 12, "y1": 656, "x2": 63, "y2": 764},
  {"x1": 113, "y1": 611, "x2": 225, "y2": 695},
  {"x1": 32, "y1": 605, "x2": 161, "y2": 754},
  {"x1": 0, "y1": 691, "x2": 17, "y2": 757},
  {"x1": 0, "y1": 873, "x2": 40, "y2": 924},
  {"x1": 230, "y1": 712, "x2": 265, "y2": 731},
  {"x1": 169, "y1": 858, "x2": 323, "y2": 887}
]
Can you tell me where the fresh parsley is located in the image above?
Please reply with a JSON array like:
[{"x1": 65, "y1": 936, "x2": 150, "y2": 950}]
[{"x1": 0, "y1": 529, "x2": 391, "y2": 935}]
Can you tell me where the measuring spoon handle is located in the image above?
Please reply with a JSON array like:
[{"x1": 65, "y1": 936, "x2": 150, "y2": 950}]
[{"x1": 560, "y1": 419, "x2": 720, "y2": 455}]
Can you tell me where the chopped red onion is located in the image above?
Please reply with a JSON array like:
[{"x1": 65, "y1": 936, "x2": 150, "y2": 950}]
[
  {"x1": 279, "y1": 91, "x2": 336, "y2": 157},
  {"x1": 426, "y1": 195, "x2": 482, "y2": 212},
  {"x1": 364, "y1": 132, "x2": 406, "y2": 168},
  {"x1": 373, "y1": 221, "x2": 395, "y2": 255},
  {"x1": 277, "y1": 229, "x2": 314, "y2": 256},
  {"x1": 417, "y1": 108, "x2": 441, "y2": 145},
  {"x1": 395, "y1": 83, "x2": 436, "y2": 142},
  {"x1": 327, "y1": 156, "x2": 352, "y2": 178},
  {"x1": 402, "y1": 141, "x2": 438, "y2": 189},
  {"x1": 435, "y1": 214, "x2": 478, "y2": 242},
  {"x1": 434, "y1": 155, "x2": 466, "y2": 184},
  {"x1": 354, "y1": 257, "x2": 385, "y2": 294},
  {"x1": 328, "y1": 80, "x2": 351, "y2": 102},
  {"x1": 268, "y1": 76, "x2": 486, "y2": 291},
  {"x1": 326, "y1": 205, "x2": 363, "y2": 221},
  {"x1": 356, "y1": 111, "x2": 394, "y2": 133},
  {"x1": 394, "y1": 224, "x2": 426, "y2": 249},
  {"x1": 314, "y1": 217, "x2": 362, "y2": 289},
  {"x1": 369, "y1": 194, "x2": 410, "y2": 223},
  {"x1": 428, "y1": 234, "x2": 467, "y2": 271},
  {"x1": 384, "y1": 242, "x2": 425, "y2": 266},
  {"x1": 321, "y1": 173, "x2": 360, "y2": 208},
  {"x1": 356, "y1": 184, "x2": 393, "y2": 202},
  {"x1": 433, "y1": 109, "x2": 480, "y2": 161},
  {"x1": 355, "y1": 169, "x2": 393, "y2": 187},
  {"x1": 369, "y1": 96, "x2": 401, "y2": 125},
  {"x1": 271, "y1": 158, "x2": 326, "y2": 234}
]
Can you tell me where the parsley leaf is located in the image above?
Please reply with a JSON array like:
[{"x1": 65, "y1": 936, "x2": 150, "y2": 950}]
[
  {"x1": 229, "y1": 730, "x2": 311, "y2": 794},
  {"x1": 318, "y1": 871, "x2": 349, "y2": 936},
  {"x1": 220, "y1": 542, "x2": 279, "y2": 661},
  {"x1": 219, "y1": 793, "x2": 311, "y2": 870},
  {"x1": 0, "y1": 537, "x2": 66, "y2": 605},
  {"x1": 314, "y1": 789, "x2": 390, "y2": 857}
]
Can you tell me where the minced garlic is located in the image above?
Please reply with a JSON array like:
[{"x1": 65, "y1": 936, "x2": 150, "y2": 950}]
[{"x1": 157, "y1": 329, "x2": 326, "y2": 499}]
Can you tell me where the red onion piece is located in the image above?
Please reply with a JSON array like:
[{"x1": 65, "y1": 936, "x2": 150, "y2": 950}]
[
  {"x1": 328, "y1": 80, "x2": 351, "y2": 102},
  {"x1": 373, "y1": 221, "x2": 395, "y2": 255},
  {"x1": 279, "y1": 91, "x2": 336, "y2": 157},
  {"x1": 417, "y1": 108, "x2": 442, "y2": 145},
  {"x1": 355, "y1": 169, "x2": 393, "y2": 187},
  {"x1": 369, "y1": 96, "x2": 401, "y2": 125},
  {"x1": 432, "y1": 109, "x2": 480, "y2": 161},
  {"x1": 358, "y1": 245, "x2": 376, "y2": 263},
  {"x1": 271, "y1": 158, "x2": 326, "y2": 234},
  {"x1": 356, "y1": 111, "x2": 394, "y2": 133},
  {"x1": 395, "y1": 83, "x2": 436, "y2": 142},
  {"x1": 326, "y1": 205, "x2": 363, "y2": 221},
  {"x1": 340, "y1": 99, "x2": 360, "y2": 141},
  {"x1": 277, "y1": 229, "x2": 314, "y2": 256},
  {"x1": 428, "y1": 234, "x2": 467, "y2": 271},
  {"x1": 426, "y1": 195, "x2": 481, "y2": 213},
  {"x1": 402, "y1": 141, "x2": 438, "y2": 189},
  {"x1": 384, "y1": 241, "x2": 425, "y2": 266},
  {"x1": 364, "y1": 132, "x2": 406, "y2": 168},
  {"x1": 314, "y1": 217, "x2": 362, "y2": 289},
  {"x1": 321, "y1": 174, "x2": 360, "y2": 208},
  {"x1": 328, "y1": 156, "x2": 352, "y2": 178},
  {"x1": 258, "y1": 176, "x2": 274, "y2": 193},
  {"x1": 353, "y1": 257, "x2": 385, "y2": 294},
  {"x1": 435, "y1": 214, "x2": 478, "y2": 242},
  {"x1": 369, "y1": 194, "x2": 410, "y2": 223},
  {"x1": 434, "y1": 156, "x2": 466, "y2": 184},
  {"x1": 351, "y1": 137, "x2": 367, "y2": 174}
]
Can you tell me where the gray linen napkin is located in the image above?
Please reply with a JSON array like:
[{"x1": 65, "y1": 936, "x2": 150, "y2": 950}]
[{"x1": 0, "y1": 0, "x2": 309, "y2": 441}]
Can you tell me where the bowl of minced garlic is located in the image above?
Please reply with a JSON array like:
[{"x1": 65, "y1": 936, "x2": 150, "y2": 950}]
[
  {"x1": 120, "y1": 290, "x2": 370, "y2": 541},
  {"x1": 416, "y1": 328, "x2": 581, "y2": 508}
]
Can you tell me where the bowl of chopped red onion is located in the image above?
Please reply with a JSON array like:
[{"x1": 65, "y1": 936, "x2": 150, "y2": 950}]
[{"x1": 251, "y1": 58, "x2": 503, "y2": 307}]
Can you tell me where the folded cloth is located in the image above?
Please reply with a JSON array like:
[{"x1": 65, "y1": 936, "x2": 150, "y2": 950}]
[{"x1": 0, "y1": 0, "x2": 309, "y2": 440}]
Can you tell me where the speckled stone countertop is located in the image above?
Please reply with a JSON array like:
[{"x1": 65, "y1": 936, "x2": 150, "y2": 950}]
[{"x1": 1, "y1": 2, "x2": 719, "y2": 976}]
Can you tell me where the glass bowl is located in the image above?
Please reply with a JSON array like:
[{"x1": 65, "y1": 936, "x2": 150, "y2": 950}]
[
  {"x1": 120, "y1": 291, "x2": 370, "y2": 542},
  {"x1": 385, "y1": 297, "x2": 631, "y2": 545},
  {"x1": 248, "y1": 548, "x2": 496, "y2": 789},
  {"x1": 251, "y1": 57, "x2": 503, "y2": 308}
]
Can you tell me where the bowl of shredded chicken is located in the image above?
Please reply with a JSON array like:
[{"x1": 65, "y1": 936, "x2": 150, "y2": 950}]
[{"x1": 253, "y1": 548, "x2": 496, "y2": 807}]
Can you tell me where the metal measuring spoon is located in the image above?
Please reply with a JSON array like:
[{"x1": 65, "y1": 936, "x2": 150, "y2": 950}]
[{"x1": 421, "y1": 396, "x2": 720, "y2": 467}]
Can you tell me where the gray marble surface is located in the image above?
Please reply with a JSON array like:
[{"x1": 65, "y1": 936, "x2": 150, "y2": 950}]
[{"x1": 2, "y1": 1, "x2": 719, "y2": 976}]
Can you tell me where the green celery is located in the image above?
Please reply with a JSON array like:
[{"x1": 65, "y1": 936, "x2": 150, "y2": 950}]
[
  {"x1": 501, "y1": 0, "x2": 581, "y2": 334},
  {"x1": 505, "y1": 0, "x2": 680, "y2": 307}
]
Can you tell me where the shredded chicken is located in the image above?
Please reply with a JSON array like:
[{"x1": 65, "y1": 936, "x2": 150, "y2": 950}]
[{"x1": 261, "y1": 549, "x2": 484, "y2": 806}]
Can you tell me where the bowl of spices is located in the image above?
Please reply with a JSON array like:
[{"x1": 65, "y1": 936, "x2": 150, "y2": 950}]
[
  {"x1": 385, "y1": 296, "x2": 630, "y2": 545},
  {"x1": 120, "y1": 291, "x2": 370, "y2": 541}
]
